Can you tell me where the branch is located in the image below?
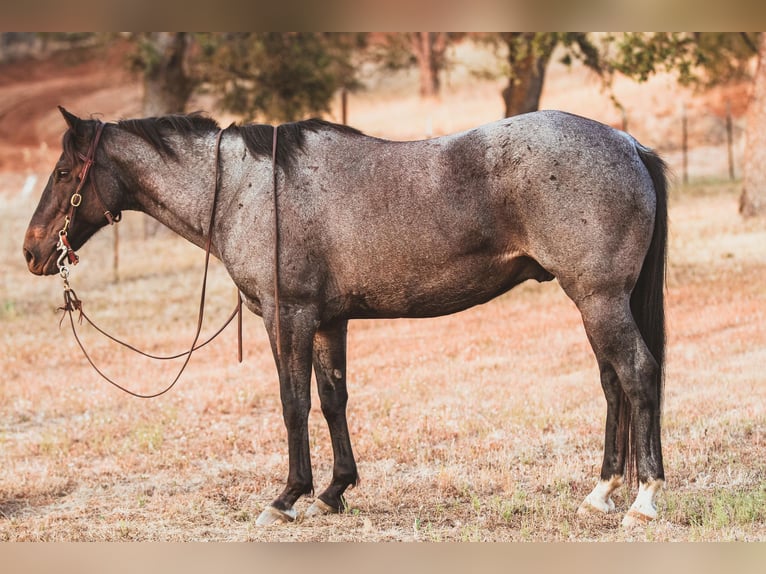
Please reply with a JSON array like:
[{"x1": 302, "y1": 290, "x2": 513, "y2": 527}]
[{"x1": 740, "y1": 32, "x2": 759, "y2": 55}]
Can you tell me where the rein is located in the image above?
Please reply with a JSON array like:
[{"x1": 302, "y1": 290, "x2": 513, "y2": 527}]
[
  {"x1": 57, "y1": 125, "x2": 251, "y2": 398},
  {"x1": 272, "y1": 125, "x2": 282, "y2": 362}
]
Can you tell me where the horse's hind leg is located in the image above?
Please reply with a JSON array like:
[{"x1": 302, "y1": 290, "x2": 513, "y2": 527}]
[
  {"x1": 574, "y1": 292, "x2": 664, "y2": 527},
  {"x1": 305, "y1": 320, "x2": 359, "y2": 518},
  {"x1": 577, "y1": 362, "x2": 627, "y2": 515}
]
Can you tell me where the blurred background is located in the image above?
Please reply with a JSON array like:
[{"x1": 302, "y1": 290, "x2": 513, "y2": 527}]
[{"x1": 0, "y1": 32, "x2": 763, "y2": 192}]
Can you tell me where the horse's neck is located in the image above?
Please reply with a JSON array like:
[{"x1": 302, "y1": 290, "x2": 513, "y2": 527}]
[{"x1": 122, "y1": 139, "x2": 221, "y2": 250}]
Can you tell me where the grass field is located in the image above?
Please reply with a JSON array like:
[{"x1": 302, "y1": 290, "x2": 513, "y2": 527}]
[{"x1": 1, "y1": 176, "x2": 765, "y2": 541}]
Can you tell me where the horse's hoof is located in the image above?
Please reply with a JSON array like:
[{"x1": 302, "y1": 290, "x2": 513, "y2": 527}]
[
  {"x1": 577, "y1": 495, "x2": 615, "y2": 516},
  {"x1": 305, "y1": 498, "x2": 339, "y2": 518},
  {"x1": 621, "y1": 508, "x2": 655, "y2": 528},
  {"x1": 255, "y1": 505, "x2": 298, "y2": 526},
  {"x1": 577, "y1": 500, "x2": 607, "y2": 517}
]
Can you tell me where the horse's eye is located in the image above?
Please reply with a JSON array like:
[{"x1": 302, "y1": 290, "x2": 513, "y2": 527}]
[{"x1": 55, "y1": 169, "x2": 70, "y2": 180}]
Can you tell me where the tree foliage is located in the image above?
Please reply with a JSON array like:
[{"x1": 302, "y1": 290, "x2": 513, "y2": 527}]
[
  {"x1": 198, "y1": 33, "x2": 364, "y2": 122},
  {"x1": 604, "y1": 32, "x2": 759, "y2": 87},
  {"x1": 599, "y1": 33, "x2": 764, "y2": 218},
  {"x1": 127, "y1": 33, "x2": 365, "y2": 123},
  {"x1": 130, "y1": 32, "x2": 195, "y2": 116}
]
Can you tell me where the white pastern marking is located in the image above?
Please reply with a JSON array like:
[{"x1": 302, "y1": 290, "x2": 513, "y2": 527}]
[
  {"x1": 628, "y1": 478, "x2": 664, "y2": 520},
  {"x1": 579, "y1": 475, "x2": 623, "y2": 514}
]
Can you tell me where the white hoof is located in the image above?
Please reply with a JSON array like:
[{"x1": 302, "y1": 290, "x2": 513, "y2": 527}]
[
  {"x1": 305, "y1": 498, "x2": 339, "y2": 518},
  {"x1": 255, "y1": 505, "x2": 298, "y2": 526}
]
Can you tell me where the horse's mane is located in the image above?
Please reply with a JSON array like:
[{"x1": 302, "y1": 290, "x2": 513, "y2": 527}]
[
  {"x1": 233, "y1": 119, "x2": 364, "y2": 170},
  {"x1": 113, "y1": 113, "x2": 364, "y2": 170},
  {"x1": 117, "y1": 113, "x2": 221, "y2": 160}
]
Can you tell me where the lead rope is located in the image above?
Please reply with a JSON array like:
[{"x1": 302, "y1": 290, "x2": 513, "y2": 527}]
[
  {"x1": 58, "y1": 127, "x2": 242, "y2": 398},
  {"x1": 272, "y1": 125, "x2": 282, "y2": 363}
]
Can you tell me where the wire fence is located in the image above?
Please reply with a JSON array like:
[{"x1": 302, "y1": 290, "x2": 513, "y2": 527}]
[{"x1": 620, "y1": 101, "x2": 746, "y2": 186}]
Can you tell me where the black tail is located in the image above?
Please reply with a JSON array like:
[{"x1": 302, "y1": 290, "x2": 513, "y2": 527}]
[{"x1": 620, "y1": 145, "x2": 668, "y2": 484}]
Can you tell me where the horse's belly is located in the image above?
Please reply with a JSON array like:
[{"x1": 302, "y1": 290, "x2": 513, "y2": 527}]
[{"x1": 343, "y1": 253, "x2": 552, "y2": 319}]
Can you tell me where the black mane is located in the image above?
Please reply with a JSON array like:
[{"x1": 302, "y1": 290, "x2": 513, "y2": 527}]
[
  {"x1": 233, "y1": 119, "x2": 364, "y2": 171},
  {"x1": 113, "y1": 114, "x2": 364, "y2": 170},
  {"x1": 117, "y1": 113, "x2": 220, "y2": 159}
]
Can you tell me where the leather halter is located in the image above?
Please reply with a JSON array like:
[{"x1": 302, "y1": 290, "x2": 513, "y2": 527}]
[{"x1": 57, "y1": 121, "x2": 120, "y2": 272}]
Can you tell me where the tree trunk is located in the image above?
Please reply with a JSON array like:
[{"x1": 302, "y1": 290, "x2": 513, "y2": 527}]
[
  {"x1": 740, "y1": 32, "x2": 766, "y2": 217},
  {"x1": 410, "y1": 33, "x2": 447, "y2": 99},
  {"x1": 502, "y1": 33, "x2": 555, "y2": 117},
  {"x1": 142, "y1": 32, "x2": 194, "y2": 116}
]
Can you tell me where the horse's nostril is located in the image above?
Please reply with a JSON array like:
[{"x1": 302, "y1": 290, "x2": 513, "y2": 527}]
[{"x1": 23, "y1": 247, "x2": 34, "y2": 265}]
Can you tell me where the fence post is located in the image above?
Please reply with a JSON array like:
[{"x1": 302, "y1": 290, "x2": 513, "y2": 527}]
[{"x1": 113, "y1": 224, "x2": 119, "y2": 283}]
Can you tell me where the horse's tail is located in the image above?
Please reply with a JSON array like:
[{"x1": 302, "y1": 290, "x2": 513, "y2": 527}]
[{"x1": 620, "y1": 144, "x2": 668, "y2": 484}]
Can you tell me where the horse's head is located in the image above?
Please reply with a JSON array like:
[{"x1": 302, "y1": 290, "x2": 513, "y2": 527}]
[{"x1": 23, "y1": 107, "x2": 123, "y2": 276}]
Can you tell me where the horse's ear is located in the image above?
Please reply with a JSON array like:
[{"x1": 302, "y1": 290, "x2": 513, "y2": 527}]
[{"x1": 58, "y1": 106, "x2": 82, "y2": 132}]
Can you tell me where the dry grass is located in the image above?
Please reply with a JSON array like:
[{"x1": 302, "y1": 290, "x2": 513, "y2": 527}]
[
  {"x1": 2, "y1": 178, "x2": 765, "y2": 541},
  {"x1": 1, "y1": 41, "x2": 765, "y2": 541}
]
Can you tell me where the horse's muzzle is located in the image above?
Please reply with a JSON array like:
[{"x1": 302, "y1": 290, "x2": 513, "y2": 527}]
[{"x1": 22, "y1": 227, "x2": 58, "y2": 276}]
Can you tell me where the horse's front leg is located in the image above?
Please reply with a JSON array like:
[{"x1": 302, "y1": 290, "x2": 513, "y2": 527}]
[
  {"x1": 305, "y1": 320, "x2": 359, "y2": 518},
  {"x1": 256, "y1": 303, "x2": 319, "y2": 526}
]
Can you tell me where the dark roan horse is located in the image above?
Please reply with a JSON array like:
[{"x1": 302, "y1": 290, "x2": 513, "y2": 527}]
[{"x1": 23, "y1": 107, "x2": 667, "y2": 528}]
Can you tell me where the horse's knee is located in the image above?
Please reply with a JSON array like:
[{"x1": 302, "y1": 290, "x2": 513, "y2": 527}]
[{"x1": 281, "y1": 399, "x2": 311, "y2": 428}]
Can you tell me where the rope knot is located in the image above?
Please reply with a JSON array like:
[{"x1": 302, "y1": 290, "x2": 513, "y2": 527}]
[{"x1": 58, "y1": 287, "x2": 84, "y2": 326}]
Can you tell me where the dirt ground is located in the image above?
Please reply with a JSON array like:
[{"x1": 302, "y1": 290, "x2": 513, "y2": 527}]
[{"x1": 0, "y1": 39, "x2": 764, "y2": 541}]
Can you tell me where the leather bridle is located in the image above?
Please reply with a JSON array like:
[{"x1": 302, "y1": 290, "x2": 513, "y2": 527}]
[
  {"x1": 57, "y1": 124, "x2": 256, "y2": 398},
  {"x1": 56, "y1": 121, "x2": 120, "y2": 276}
]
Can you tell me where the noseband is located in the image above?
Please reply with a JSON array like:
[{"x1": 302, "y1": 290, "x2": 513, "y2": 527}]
[{"x1": 56, "y1": 121, "x2": 121, "y2": 277}]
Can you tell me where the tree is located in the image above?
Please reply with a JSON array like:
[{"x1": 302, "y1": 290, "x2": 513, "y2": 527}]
[
  {"x1": 370, "y1": 33, "x2": 461, "y2": 100},
  {"x1": 199, "y1": 33, "x2": 364, "y2": 122},
  {"x1": 605, "y1": 32, "x2": 763, "y2": 217},
  {"x1": 500, "y1": 33, "x2": 557, "y2": 117},
  {"x1": 410, "y1": 33, "x2": 449, "y2": 98},
  {"x1": 128, "y1": 33, "x2": 364, "y2": 123},
  {"x1": 741, "y1": 33, "x2": 766, "y2": 217},
  {"x1": 606, "y1": 32, "x2": 757, "y2": 87},
  {"x1": 131, "y1": 32, "x2": 196, "y2": 116},
  {"x1": 474, "y1": 33, "x2": 602, "y2": 117}
]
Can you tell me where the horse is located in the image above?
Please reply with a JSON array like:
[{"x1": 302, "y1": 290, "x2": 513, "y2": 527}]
[{"x1": 23, "y1": 106, "x2": 667, "y2": 528}]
